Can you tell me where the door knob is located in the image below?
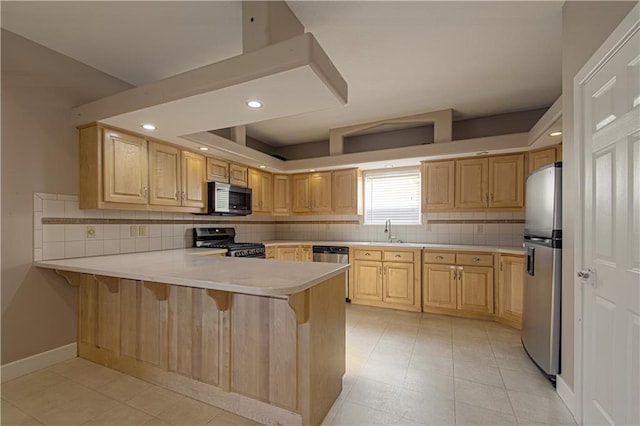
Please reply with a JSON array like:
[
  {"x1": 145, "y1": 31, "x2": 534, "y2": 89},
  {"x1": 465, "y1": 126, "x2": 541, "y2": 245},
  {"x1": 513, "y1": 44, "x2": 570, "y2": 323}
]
[{"x1": 577, "y1": 268, "x2": 596, "y2": 288}]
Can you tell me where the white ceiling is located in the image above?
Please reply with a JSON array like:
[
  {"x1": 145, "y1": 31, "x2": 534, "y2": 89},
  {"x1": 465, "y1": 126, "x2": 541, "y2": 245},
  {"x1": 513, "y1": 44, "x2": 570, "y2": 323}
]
[{"x1": 1, "y1": 1, "x2": 563, "y2": 147}]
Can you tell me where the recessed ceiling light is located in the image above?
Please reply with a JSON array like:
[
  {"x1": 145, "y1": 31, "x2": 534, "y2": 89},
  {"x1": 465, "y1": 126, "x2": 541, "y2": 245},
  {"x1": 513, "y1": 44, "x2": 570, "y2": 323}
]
[
  {"x1": 549, "y1": 131, "x2": 563, "y2": 137},
  {"x1": 198, "y1": 147, "x2": 209, "y2": 151},
  {"x1": 246, "y1": 100, "x2": 263, "y2": 108},
  {"x1": 309, "y1": 169, "x2": 316, "y2": 172},
  {"x1": 476, "y1": 151, "x2": 489, "y2": 156},
  {"x1": 142, "y1": 123, "x2": 157, "y2": 130},
  {"x1": 259, "y1": 165, "x2": 266, "y2": 169},
  {"x1": 385, "y1": 165, "x2": 393, "y2": 168}
]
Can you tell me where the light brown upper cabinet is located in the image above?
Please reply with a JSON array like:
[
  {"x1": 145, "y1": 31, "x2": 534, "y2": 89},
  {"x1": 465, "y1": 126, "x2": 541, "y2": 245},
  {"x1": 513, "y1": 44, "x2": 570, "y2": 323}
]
[
  {"x1": 332, "y1": 168, "x2": 361, "y2": 214},
  {"x1": 207, "y1": 159, "x2": 248, "y2": 187},
  {"x1": 488, "y1": 154, "x2": 524, "y2": 208},
  {"x1": 149, "y1": 142, "x2": 205, "y2": 209},
  {"x1": 229, "y1": 163, "x2": 248, "y2": 187},
  {"x1": 102, "y1": 129, "x2": 149, "y2": 205},
  {"x1": 206, "y1": 158, "x2": 229, "y2": 183},
  {"x1": 292, "y1": 172, "x2": 332, "y2": 213},
  {"x1": 527, "y1": 143, "x2": 561, "y2": 176},
  {"x1": 80, "y1": 125, "x2": 205, "y2": 213},
  {"x1": 422, "y1": 161, "x2": 455, "y2": 211},
  {"x1": 181, "y1": 151, "x2": 206, "y2": 208},
  {"x1": 455, "y1": 158, "x2": 489, "y2": 209},
  {"x1": 272, "y1": 174, "x2": 291, "y2": 215},
  {"x1": 292, "y1": 174, "x2": 311, "y2": 213},
  {"x1": 311, "y1": 172, "x2": 332, "y2": 213},
  {"x1": 249, "y1": 168, "x2": 273, "y2": 214},
  {"x1": 457, "y1": 154, "x2": 526, "y2": 210},
  {"x1": 149, "y1": 142, "x2": 181, "y2": 207}
]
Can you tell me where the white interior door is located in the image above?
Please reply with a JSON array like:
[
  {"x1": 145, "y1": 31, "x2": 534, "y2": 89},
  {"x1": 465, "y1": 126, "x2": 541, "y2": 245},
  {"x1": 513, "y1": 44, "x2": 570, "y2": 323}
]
[{"x1": 579, "y1": 11, "x2": 639, "y2": 426}]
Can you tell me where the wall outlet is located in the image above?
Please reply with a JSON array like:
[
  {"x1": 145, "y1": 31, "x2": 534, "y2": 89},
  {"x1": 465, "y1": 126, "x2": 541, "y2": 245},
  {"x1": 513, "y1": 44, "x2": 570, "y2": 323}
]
[
  {"x1": 129, "y1": 225, "x2": 138, "y2": 237},
  {"x1": 138, "y1": 225, "x2": 147, "y2": 237},
  {"x1": 86, "y1": 226, "x2": 96, "y2": 238},
  {"x1": 476, "y1": 224, "x2": 484, "y2": 233}
]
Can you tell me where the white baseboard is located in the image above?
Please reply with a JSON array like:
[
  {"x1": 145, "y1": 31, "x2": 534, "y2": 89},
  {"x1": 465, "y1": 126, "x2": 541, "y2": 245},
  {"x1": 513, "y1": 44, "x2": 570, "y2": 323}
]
[
  {"x1": 1, "y1": 343, "x2": 77, "y2": 383},
  {"x1": 556, "y1": 375, "x2": 578, "y2": 422}
]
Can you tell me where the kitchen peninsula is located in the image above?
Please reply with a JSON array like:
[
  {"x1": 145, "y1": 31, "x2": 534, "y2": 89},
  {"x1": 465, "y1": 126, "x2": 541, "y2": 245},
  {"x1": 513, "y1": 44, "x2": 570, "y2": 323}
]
[{"x1": 35, "y1": 250, "x2": 348, "y2": 426}]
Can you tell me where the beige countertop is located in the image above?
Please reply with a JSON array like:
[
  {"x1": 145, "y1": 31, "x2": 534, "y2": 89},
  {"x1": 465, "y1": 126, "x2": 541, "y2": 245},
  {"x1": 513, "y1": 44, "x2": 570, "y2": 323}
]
[
  {"x1": 35, "y1": 249, "x2": 349, "y2": 297},
  {"x1": 261, "y1": 240, "x2": 525, "y2": 256}
]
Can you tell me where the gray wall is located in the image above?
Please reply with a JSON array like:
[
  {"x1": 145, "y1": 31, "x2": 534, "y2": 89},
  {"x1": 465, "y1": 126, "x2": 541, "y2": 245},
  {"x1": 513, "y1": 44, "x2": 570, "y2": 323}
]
[
  {"x1": 263, "y1": 109, "x2": 547, "y2": 160},
  {"x1": 452, "y1": 108, "x2": 547, "y2": 141},
  {"x1": 1, "y1": 30, "x2": 133, "y2": 364},
  {"x1": 560, "y1": 1, "x2": 635, "y2": 391}
]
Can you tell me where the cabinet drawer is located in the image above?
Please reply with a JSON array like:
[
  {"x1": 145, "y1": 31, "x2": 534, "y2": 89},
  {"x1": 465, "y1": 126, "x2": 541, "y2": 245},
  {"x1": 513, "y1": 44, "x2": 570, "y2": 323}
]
[
  {"x1": 423, "y1": 251, "x2": 456, "y2": 264},
  {"x1": 456, "y1": 253, "x2": 493, "y2": 267},
  {"x1": 354, "y1": 249, "x2": 383, "y2": 261},
  {"x1": 383, "y1": 250, "x2": 414, "y2": 262}
]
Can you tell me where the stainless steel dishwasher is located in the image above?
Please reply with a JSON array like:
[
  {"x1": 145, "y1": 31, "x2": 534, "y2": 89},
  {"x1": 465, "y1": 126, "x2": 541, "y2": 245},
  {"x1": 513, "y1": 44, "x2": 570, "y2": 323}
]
[{"x1": 312, "y1": 246, "x2": 350, "y2": 302}]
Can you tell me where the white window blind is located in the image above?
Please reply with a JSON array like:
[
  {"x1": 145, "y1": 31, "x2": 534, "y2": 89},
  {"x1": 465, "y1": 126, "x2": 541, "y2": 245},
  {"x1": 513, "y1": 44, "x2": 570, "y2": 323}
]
[{"x1": 364, "y1": 169, "x2": 421, "y2": 225}]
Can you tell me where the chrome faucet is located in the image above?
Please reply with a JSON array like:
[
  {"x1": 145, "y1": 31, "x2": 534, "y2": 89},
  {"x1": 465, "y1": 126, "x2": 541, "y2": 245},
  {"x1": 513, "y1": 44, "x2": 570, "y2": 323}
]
[{"x1": 384, "y1": 219, "x2": 396, "y2": 243}]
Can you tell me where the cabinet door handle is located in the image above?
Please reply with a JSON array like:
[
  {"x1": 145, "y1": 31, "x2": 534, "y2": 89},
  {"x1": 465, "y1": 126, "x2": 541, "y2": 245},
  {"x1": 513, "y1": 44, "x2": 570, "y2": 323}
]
[
  {"x1": 450, "y1": 265, "x2": 456, "y2": 269},
  {"x1": 436, "y1": 255, "x2": 444, "y2": 260},
  {"x1": 141, "y1": 186, "x2": 148, "y2": 197},
  {"x1": 174, "y1": 191, "x2": 180, "y2": 200},
  {"x1": 500, "y1": 261, "x2": 503, "y2": 271},
  {"x1": 180, "y1": 191, "x2": 185, "y2": 200},
  {"x1": 472, "y1": 257, "x2": 480, "y2": 262}
]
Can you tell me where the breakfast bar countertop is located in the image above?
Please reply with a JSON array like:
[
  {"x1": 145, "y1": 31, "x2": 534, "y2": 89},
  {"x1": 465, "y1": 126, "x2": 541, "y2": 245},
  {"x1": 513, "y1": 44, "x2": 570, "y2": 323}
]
[{"x1": 35, "y1": 248, "x2": 349, "y2": 297}]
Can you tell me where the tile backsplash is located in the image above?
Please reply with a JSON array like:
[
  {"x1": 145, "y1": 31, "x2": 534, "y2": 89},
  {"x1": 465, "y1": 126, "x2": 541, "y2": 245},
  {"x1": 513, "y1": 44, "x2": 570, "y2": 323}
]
[
  {"x1": 34, "y1": 193, "x2": 524, "y2": 261},
  {"x1": 275, "y1": 212, "x2": 524, "y2": 247},
  {"x1": 34, "y1": 193, "x2": 276, "y2": 261}
]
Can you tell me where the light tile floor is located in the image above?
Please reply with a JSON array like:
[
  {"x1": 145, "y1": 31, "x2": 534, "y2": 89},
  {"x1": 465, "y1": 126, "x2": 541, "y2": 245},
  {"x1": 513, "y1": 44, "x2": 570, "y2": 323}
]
[{"x1": 1, "y1": 304, "x2": 576, "y2": 426}]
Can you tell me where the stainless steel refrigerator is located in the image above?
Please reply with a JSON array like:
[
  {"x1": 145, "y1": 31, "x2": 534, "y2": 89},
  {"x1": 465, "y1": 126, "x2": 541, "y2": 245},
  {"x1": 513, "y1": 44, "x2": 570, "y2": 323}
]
[{"x1": 522, "y1": 162, "x2": 562, "y2": 383}]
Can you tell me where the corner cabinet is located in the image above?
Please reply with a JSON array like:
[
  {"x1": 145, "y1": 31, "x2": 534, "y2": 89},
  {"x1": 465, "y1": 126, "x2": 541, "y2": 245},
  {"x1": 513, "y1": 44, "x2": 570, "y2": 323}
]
[
  {"x1": 80, "y1": 125, "x2": 206, "y2": 213},
  {"x1": 292, "y1": 172, "x2": 332, "y2": 214},
  {"x1": 351, "y1": 247, "x2": 421, "y2": 312}
]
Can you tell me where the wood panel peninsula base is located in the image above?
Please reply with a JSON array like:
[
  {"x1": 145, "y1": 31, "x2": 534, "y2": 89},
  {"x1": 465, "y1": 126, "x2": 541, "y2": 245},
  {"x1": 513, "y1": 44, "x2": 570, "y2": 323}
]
[{"x1": 55, "y1": 271, "x2": 346, "y2": 426}]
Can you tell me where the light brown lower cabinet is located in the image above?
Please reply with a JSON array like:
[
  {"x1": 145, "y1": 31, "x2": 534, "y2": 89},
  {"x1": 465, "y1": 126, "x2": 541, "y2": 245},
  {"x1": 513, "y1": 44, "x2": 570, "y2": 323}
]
[
  {"x1": 496, "y1": 254, "x2": 525, "y2": 329},
  {"x1": 423, "y1": 250, "x2": 495, "y2": 320},
  {"x1": 274, "y1": 245, "x2": 312, "y2": 262},
  {"x1": 351, "y1": 248, "x2": 421, "y2": 312}
]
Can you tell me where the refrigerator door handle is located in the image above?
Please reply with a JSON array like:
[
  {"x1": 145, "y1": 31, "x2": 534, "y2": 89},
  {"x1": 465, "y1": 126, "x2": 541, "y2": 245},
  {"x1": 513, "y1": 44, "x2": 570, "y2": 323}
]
[{"x1": 527, "y1": 246, "x2": 535, "y2": 276}]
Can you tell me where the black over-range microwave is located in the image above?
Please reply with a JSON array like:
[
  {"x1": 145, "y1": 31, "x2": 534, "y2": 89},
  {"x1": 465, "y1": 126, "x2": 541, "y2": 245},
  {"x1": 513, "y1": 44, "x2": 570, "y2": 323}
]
[{"x1": 207, "y1": 181, "x2": 252, "y2": 216}]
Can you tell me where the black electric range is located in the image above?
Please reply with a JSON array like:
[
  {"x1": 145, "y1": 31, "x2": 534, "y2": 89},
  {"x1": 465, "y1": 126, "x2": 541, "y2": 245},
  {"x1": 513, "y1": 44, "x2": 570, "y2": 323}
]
[{"x1": 193, "y1": 227, "x2": 265, "y2": 258}]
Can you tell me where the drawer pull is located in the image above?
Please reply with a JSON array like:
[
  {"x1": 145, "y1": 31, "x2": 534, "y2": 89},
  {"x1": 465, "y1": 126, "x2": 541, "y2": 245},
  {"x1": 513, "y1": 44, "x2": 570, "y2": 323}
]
[
  {"x1": 395, "y1": 254, "x2": 401, "y2": 258},
  {"x1": 472, "y1": 257, "x2": 480, "y2": 262},
  {"x1": 436, "y1": 256, "x2": 444, "y2": 260},
  {"x1": 365, "y1": 253, "x2": 371, "y2": 256}
]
